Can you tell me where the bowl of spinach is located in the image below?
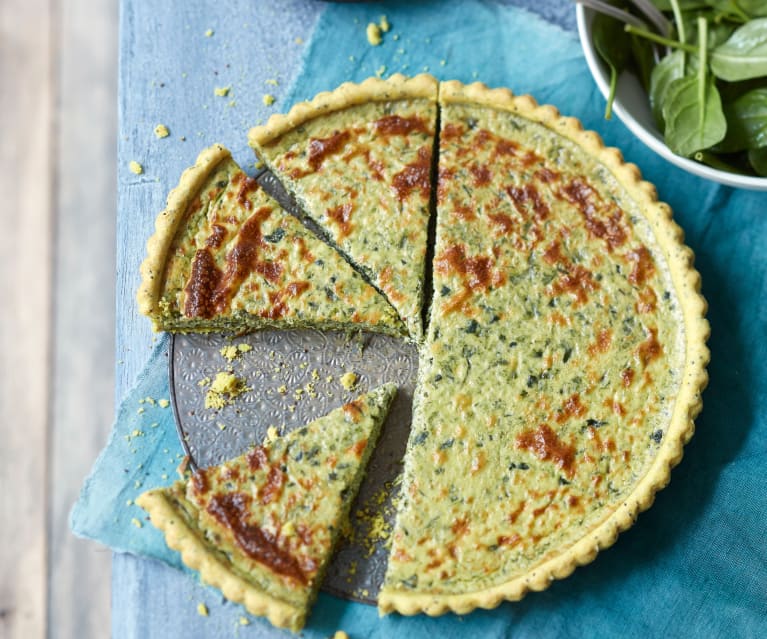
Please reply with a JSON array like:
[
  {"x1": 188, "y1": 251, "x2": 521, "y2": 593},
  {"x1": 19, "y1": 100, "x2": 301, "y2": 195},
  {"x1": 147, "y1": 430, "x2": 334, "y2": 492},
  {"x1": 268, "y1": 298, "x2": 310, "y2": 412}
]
[{"x1": 576, "y1": 0, "x2": 767, "y2": 190}]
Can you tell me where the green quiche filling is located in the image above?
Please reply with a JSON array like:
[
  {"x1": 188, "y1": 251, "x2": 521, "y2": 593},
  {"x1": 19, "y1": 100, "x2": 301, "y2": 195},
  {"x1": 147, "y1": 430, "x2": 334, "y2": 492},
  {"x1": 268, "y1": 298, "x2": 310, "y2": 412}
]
[
  {"x1": 138, "y1": 383, "x2": 396, "y2": 631},
  {"x1": 380, "y1": 102, "x2": 686, "y2": 599},
  {"x1": 250, "y1": 97, "x2": 438, "y2": 341},
  {"x1": 141, "y1": 146, "x2": 405, "y2": 337}
]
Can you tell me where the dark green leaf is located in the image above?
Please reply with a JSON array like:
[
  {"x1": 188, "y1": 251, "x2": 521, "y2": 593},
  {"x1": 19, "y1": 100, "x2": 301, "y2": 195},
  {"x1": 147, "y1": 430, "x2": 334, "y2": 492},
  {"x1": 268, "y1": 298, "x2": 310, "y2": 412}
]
[
  {"x1": 650, "y1": 50, "x2": 686, "y2": 128},
  {"x1": 721, "y1": 87, "x2": 767, "y2": 150},
  {"x1": 748, "y1": 146, "x2": 767, "y2": 174},
  {"x1": 593, "y1": 12, "x2": 632, "y2": 119},
  {"x1": 736, "y1": 1, "x2": 767, "y2": 17},
  {"x1": 711, "y1": 18, "x2": 767, "y2": 81},
  {"x1": 663, "y1": 74, "x2": 728, "y2": 155},
  {"x1": 631, "y1": 33, "x2": 656, "y2": 92}
]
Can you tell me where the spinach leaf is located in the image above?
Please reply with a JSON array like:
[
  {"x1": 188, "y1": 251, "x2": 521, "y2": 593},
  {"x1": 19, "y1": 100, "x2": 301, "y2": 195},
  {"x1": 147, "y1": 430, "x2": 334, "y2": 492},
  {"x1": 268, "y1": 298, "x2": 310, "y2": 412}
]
[
  {"x1": 748, "y1": 146, "x2": 767, "y2": 174},
  {"x1": 663, "y1": 74, "x2": 728, "y2": 154},
  {"x1": 711, "y1": 18, "x2": 767, "y2": 81},
  {"x1": 721, "y1": 87, "x2": 767, "y2": 150},
  {"x1": 650, "y1": 50, "x2": 686, "y2": 128},
  {"x1": 663, "y1": 19, "x2": 728, "y2": 155},
  {"x1": 737, "y1": 1, "x2": 767, "y2": 17},
  {"x1": 631, "y1": 33, "x2": 656, "y2": 93},
  {"x1": 593, "y1": 12, "x2": 632, "y2": 119}
]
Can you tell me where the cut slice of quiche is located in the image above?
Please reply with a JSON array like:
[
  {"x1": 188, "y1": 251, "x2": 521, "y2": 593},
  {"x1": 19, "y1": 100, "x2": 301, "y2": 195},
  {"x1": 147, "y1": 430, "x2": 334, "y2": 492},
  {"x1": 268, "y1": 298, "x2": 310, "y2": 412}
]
[
  {"x1": 137, "y1": 144, "x2": 405, "y2": 337},
  {"x1": 137, "y1": 383, "x2": 396, "y2": 632},
  {"x1": 378, "y1": 82, "x2": 709, "y2": 616},
  {"x1": 248, "y1": 74, "x2": 439, "y2": 341}
]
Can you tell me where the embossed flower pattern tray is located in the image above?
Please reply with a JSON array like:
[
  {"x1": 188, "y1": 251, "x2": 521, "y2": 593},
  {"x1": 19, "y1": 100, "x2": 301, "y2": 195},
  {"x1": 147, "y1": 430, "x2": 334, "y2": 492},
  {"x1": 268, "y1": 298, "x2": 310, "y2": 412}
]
[{"x1": 169, "y1": 329, "x2": 418, "y2": 604}]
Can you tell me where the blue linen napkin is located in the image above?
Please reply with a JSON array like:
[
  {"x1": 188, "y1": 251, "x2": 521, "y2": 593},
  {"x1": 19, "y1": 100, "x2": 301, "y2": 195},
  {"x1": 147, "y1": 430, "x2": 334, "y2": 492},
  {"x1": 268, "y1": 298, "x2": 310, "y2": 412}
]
[{"x1": 74, "y1": 1, "x2": 766, "y2": 636}]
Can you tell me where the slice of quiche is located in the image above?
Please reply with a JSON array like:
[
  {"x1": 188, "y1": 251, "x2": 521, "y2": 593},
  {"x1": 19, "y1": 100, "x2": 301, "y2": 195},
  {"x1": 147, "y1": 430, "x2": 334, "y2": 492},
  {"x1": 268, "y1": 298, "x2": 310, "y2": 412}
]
[
  {"x1": 137, "y1": 144, "x2": 405, "y2": 337},
  {"x1": 248, "y1": 74, "x2": 439, "y2": 341},
  {"x1": 137, "y1": 383, "x2": 396, "y2": 632},
  {"x1": 378, "y1": 82, "x2": 709, "y2": 616}
]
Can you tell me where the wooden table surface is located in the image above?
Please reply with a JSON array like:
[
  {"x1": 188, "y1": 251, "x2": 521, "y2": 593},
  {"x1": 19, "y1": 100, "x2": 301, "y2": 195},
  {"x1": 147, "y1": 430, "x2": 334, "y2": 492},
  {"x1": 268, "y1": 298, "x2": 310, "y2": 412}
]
[{"x1": 1, "y1": 2, "x2": 116, "y2": 637}]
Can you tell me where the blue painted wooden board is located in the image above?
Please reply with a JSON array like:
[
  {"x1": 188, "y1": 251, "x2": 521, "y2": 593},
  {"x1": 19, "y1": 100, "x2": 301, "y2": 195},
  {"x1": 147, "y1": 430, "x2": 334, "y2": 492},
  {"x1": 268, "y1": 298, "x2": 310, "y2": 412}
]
[{"x1": 113, "y1": 2, "x2": 576, "y2": 637}]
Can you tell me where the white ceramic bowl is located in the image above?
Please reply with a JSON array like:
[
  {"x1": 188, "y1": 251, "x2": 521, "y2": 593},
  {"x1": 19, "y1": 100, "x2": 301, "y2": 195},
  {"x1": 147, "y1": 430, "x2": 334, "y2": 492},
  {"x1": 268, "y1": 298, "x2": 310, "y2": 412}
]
[{"x1": 576, "y1": 5, "x2": 767, "y2": 191}]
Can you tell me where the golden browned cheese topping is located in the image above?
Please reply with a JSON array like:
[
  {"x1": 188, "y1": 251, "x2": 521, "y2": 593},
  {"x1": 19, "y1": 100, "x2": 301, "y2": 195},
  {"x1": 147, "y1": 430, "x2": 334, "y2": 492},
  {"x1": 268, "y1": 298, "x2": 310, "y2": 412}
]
[
  {"x1": 383, "y1": 103, "x2": 685, "y2": 597},
  {"x1": 154, "y1": 156, "x2": 404, "y2": 335},
  {"x1": 254, "y1": 99, "x2": 438, "y2": 340}
]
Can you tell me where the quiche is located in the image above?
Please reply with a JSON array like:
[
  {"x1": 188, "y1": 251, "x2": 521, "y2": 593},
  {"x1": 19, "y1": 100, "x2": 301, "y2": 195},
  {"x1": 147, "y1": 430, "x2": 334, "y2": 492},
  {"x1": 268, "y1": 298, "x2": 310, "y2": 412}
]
[
  {"x1": 137, "y1": 144, "x2": 405, "y2": 337},
  {"x1": 248, "y1": 74, "x2": 439, "y2": 341},
  {"x1": 137, "y1": 383, "x2": 397, "y2": 631},
  {"x1": 377, "y1": 82, "x2": 708, "y2": 615}
]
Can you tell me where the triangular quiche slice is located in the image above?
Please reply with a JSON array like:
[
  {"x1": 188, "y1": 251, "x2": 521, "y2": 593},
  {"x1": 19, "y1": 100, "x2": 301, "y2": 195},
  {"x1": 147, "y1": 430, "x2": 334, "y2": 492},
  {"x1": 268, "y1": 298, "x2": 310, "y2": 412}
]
[
  {"x1": 248, "y1": 74, "x2": 438, "y2": 341},
  {"x1": 137, "y1": 144, "x2": 405, "y2": 336},
  {"x1": 378, "y1": 82, "x2": 709, "y2": 616},
  {"x1": 137, "y1": 383, "x2": 396, "y2": 632}
]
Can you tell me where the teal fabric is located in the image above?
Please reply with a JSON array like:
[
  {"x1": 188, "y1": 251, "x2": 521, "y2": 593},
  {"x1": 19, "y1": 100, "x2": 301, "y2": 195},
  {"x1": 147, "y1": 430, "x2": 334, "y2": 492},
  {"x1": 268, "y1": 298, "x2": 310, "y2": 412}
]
[{"x1": 75, "y1": 1, "x2": 766, "y2": 636}]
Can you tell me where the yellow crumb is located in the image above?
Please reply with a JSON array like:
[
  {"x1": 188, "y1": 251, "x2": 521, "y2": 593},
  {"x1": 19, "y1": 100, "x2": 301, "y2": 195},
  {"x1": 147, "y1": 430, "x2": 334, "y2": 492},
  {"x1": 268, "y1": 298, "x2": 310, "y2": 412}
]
[
  {"x1": 214, "y1": 86, "x2": 231, "y2": 97},
  {"x1": 137, "y1": 407, "x2": 145, "y2": 415},
  {"x1": 204, "y1": 372, "x2": 250, "y2": 409},
  {"x1": 197, "y1": 602, "x2": 209, "y2": 616},
  {"x1": 265, "y1": 78, "x2": 278, "y2": 86},
  {"x1": 339, "y1": 372, "x2": 358, "y2": 391},
  {"x1": 158, "y1": 398, "x2": 169, "y2": 408},
  {"x1": 294, "y1": 36, "x2": 303, "y2": 44},
  {"x1": 266, "y1": 426, "x2": 279, "y2": 441},
  {"x1": 198, "y1": 376, "x2": 211, "y2": 387},
  {"x1": 217, "y1": 422, "x2": 227, "y2": 431},
  {"x1": 311, "y1": 369, "x2": 320, "y2": 381},
  {"x1": 204, "y1": 29, "x2": 214, "y2": 37},
  {"x1": 366, "y1": 22, "x2": 382, "y2": 46},
  {"x1": 238, "y1": 616, "x2": 250, "y2": 626},
  {"x1": 238, "y1": 344, "x2": 252, "y2": 353},
  {"x1": 154, "y1": 124, "x2": 170, "y2": 138},
  {"x1": 375, "y1": 65, "x2": 386, "y2": 78},
  {"x1": 126, "y1": 499, "x2": 133, "y2": 506},
  {"x1": 220, "y1": 345, "x2": 238, "y2": 361},
  {"x1": 131, "y1": 518, "x2": 142, "y2": 528},
  {"x1": 379, "y1": 15, "x2": 390, "y2": 32},
  {"x1": 277, "y1": 385, "x2": 288, "y2": 395},
  {"x1": 128, "y1": 160, "x2": 143, "y2": 175},
  {"x1": 262, "y1": 94, "x2": 275, "y2": 106},
  {"x1": 333, "y1": 632, "x2": 350, "y2": 639}
]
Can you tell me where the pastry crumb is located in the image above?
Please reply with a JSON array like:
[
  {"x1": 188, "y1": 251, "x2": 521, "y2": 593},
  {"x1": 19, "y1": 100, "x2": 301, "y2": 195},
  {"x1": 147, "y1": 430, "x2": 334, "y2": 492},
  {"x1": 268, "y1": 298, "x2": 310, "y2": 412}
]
[
  {"x1": 128, "y1": 160, "x2": 143, "y2": 175},
  {"x1": 265, "y1": 78, "x2": 278, "y2": 86},
  {"x1": 379, "y1": 15, "x2": 390, "y2": 33},
  {"x1": 205, "y1": 372, "x2": 250, "y2": 409},
  {"x1": 333, "y1": 632, "x2": 350, "y2": 639},
  {"x1": 366, "y1": 22, "x2": 382, "y2": 46},
  {"x1": 214, "y1": 86, "x2": 231, "y2": 97},
  {"x1": 197, "y1": 602, "x2": 209, "y2": 616},
  {"x1": 339, "y1": 372, "x2": 358, "y2": 391},
  {"x1": 238, "y1": 616, "x2": 250, "y2": 626},
  {"x1": 158, "y1": 398, "x2": 170, "y2": 408},
  {"x1": 154, "y1": 124, "x2": 170, "y2": 138},
  {"x1": 375, "y1": 65, "x2": 386, "y2": 78},
  {"x1": 262, "y1": 94, "x2": 275, "y2": 106},
  {"x1": 131, "y1": 518, "x2": 142, "y2": 528},
  {"x1": 204, "y1": 28, "x2": 214, "y2": 37}
]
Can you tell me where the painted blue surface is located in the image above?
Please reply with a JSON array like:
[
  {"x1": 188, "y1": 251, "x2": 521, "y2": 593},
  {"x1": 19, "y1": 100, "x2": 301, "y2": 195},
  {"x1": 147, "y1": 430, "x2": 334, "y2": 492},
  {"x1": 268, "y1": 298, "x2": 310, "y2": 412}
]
[{"x1": 102, "y1": 0, "x2": 766, "y2": 637}]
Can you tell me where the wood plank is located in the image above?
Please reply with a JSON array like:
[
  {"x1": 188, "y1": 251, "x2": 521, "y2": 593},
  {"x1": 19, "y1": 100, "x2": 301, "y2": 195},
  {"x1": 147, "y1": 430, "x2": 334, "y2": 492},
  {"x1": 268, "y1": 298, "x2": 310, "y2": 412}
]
[
  {"x1": 47, "y1": 0, "x2": 118, "y2": 636},
  {"x1": 0, "y1": 1, "x2": 54, "y2": 638}
]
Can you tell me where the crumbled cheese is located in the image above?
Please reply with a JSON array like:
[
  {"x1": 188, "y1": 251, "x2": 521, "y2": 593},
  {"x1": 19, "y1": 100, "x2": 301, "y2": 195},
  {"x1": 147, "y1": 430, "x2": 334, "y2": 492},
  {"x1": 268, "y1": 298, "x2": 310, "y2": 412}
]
[
  {"x1": 366, "y1": 22, "x2": 382, "y2": 46},
  {"x1": 158, "y1": 398, "x2": 170, "y2": 408},
  {"x1": 154, "y1": 124, "x2": 170, "y2": 138},
  {"x1": 128, "y1": 160, "x2": 143, "y2": 175},
  {"x1": 238, "y1": 616, "x2": 250, "y2": 626},
  {"x1": 277, "y1": 385, "x2": 288, "y2": 395},
  {"x1": 379, "y1": 15, "x2": 390, "y2": 32},
  {"x1": 262, "y1": 94, "x2": 275, "y2": 106},
  {"x1": 311, "y1": 369, "x2": 320, "y2": 381},
  {"x1": 214, "y1": 86, "x2": 230, "y2": 97},
  {"x1": 131, "y1": 518, "x2": 143, "y2": 528},
  {"x1": 197, "y1": 602, "x2": 209, "y2": 616},
  {"x1": 204, "y1": 29, "x2": 214, "y2": 37},
  {"x1": 339, "y1": 372, "x2": 358, "y2": 391},
  {"x1": 198, "y1": 377, "x2": 211, "y2": 387}
]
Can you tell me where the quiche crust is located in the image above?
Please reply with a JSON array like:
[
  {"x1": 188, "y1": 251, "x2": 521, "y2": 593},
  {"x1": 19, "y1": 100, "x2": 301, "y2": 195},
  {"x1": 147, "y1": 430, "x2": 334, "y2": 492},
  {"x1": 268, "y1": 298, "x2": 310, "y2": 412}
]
[
  {"x1": 137, "y1": 489, "x2": 307, "y2": 630},
  {"x1": 247, "y1": 73, "x2": 438, "y2": 147},
  {"x1": 377, "y1": 81, "x2": 710, "y2": 617},
  {"x1": 137, "y1": 144, "x2": 231, "y2": 321}
]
